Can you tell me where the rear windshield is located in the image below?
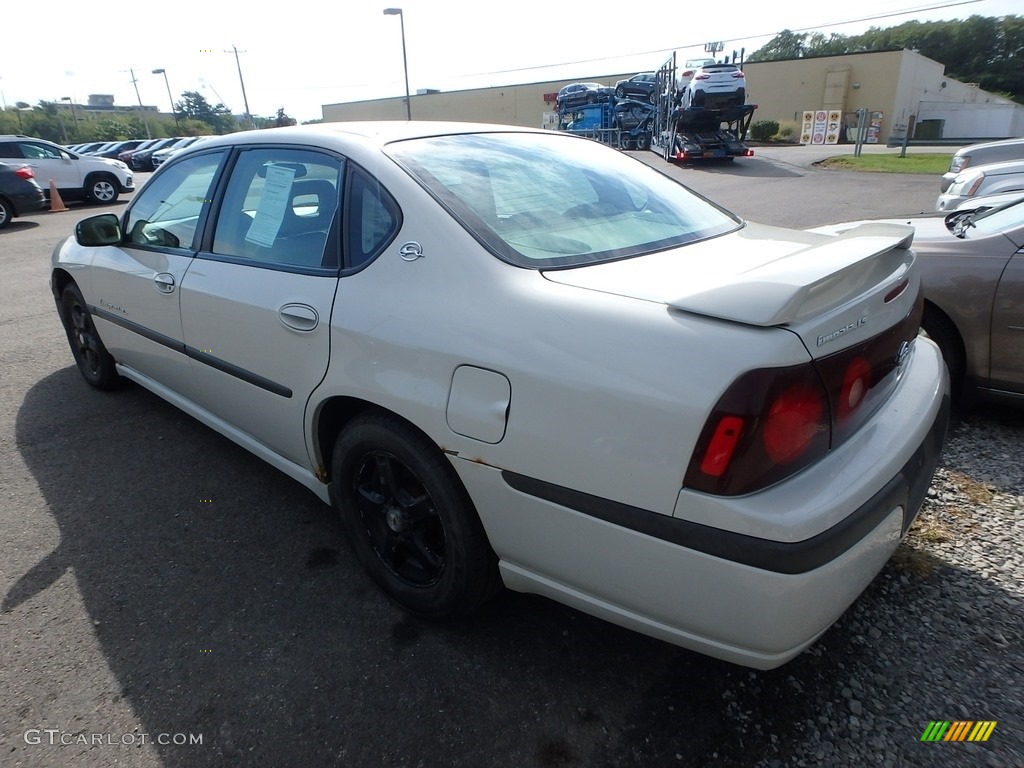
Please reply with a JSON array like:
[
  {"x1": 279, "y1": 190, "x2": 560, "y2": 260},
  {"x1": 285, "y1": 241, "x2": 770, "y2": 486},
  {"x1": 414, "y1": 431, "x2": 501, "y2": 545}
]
[{"x1": 386, "y1": 132, "x2": 740, "y2": 269}]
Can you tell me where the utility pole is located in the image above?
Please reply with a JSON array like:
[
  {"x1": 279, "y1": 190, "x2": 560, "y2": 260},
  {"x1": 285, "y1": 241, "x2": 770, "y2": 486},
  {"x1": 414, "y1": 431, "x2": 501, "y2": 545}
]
[
  {"x1": 128, "y1": 68, "x2": 152, "y2": 139},
  {"x1": 226, "y1": 46, "x2": 253, "y2": 129}
]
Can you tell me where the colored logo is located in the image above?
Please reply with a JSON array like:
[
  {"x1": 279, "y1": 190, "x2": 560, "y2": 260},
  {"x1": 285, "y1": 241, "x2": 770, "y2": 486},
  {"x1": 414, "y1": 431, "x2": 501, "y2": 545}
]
[{"x1": 921, "y1": 721, "x2": 997, "y2": 742}]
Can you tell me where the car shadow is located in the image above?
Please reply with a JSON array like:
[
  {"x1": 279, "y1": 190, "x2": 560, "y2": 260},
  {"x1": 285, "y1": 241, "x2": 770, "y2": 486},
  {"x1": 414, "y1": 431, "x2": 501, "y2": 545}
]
[
  {"x1": 1, "y1": 219, "x2": 41, "y2": 233},
  {"x1": 8, "y1": 368, "x2": 1020, "y2": 766},
  {"x1": 631, "y1": 151, "x2": 802, "y2": 179}
]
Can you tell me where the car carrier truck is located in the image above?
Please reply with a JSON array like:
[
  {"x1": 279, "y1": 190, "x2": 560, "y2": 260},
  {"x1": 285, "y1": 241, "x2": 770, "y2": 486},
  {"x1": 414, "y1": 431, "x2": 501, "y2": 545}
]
[{"x1": 650, "y1": 53, "x2": 756, "y2": 162}]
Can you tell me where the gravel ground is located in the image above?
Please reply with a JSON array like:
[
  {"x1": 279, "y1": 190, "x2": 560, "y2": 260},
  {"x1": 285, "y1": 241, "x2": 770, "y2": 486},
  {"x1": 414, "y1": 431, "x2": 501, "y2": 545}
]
[{"x1": 747, "y1": 407, "x2": 1024, "y2": 768}]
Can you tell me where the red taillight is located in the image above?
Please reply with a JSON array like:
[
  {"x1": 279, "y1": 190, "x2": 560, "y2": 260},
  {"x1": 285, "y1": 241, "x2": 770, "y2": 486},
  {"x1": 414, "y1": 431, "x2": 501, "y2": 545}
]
[
  {"x1": 14, "y1": 166, "x2": 34, "y2": 180},
  {"x1": 762, "y1": 383, "x2": 826, "y2": 463},
  {"x1": 695, "y1": 74, "x2": 711, "y2": 80},
  {"x1": 682, "y1": 70, "x2": 694, "y2": 78},
  {"x1": 700, "y1": 416, "x2": 745, "y2": 476},
  {"x1": 837, "y1": 356, "x2": 871, "y2": 420},
  {"x1": 685, "y1": 299, "x2": 922, "y2": 497},
  {"x1": 732, "y1": 71, "x2": 745, "y2": 79},
  {"x1": 685, "y1": 365, "x2": 830, "y2": 496},
  {"x1": 743, "y1": 149, "x2": 754, "y2": 157}
]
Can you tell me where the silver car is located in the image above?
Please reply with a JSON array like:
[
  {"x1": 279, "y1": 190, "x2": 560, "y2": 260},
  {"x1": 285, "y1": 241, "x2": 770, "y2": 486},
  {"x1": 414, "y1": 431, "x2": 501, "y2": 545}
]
[
  {"x1": 941, "y1": 137, "x2": 1024, "y2": 191},
  {"x1": 50, "y1": 122, "x2": 947, "y2": 669},
  {"x1": 937, "y1": 158, "x2": 1024, "y2": 210},
  {"x1": 815, "y1": 195, "x2": 1024, "y2": 404}
]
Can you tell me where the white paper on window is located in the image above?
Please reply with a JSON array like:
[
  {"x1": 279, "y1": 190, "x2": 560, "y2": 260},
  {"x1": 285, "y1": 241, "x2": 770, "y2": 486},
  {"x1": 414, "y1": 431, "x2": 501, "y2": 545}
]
[{"x1": 245, "y1": 164, "x2": 296, "y2": 247}]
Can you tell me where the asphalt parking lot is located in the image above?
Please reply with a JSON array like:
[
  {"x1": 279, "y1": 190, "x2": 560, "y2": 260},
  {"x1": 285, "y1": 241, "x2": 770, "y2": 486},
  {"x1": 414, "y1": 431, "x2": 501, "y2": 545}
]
[{"x1": 1, "y1": 148, "x2": 1021, "y2": 768}]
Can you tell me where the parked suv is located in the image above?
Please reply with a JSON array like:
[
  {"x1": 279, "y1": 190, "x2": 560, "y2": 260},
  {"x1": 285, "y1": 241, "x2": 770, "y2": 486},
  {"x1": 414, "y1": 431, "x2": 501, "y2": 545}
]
[
  {"x1": 555, "y1": 83, "x2": 615, "y2": 111},
  {"x1": 0, "y1": 135, "x2": 133, "y2": 204},
  {"x1": 679, "y1": 63, "x2": 746, "y2": 110},
  {"x1": 941, "y1": 137, "x2": 1024, "y2": 191},
  {"x1": 614, "y1": 73, "x2": 657, "y2": 103}
]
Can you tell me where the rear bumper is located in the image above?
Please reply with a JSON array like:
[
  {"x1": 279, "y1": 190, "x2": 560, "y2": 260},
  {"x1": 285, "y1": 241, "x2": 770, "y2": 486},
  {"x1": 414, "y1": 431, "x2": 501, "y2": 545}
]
[
  {"x1": 451, "y1": 337, "x2": 948, "y2": 668},
  {"x1": 10, "y1": 187, "x2": 47, "y2": 215}
]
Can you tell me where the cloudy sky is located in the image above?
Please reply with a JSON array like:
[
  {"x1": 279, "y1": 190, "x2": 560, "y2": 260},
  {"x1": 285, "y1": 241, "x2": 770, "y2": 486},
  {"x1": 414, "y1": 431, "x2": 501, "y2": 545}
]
[{"x1": 2, "y1": 0, "x2": 1018, "y2": 123}]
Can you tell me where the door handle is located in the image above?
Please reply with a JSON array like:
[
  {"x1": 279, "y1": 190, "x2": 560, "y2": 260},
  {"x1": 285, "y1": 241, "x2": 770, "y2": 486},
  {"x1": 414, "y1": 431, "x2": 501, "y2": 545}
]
[
  {"x1": 279, "y1": 303, "x2": 319, "y2": 332},
  {"x1": 153, "y1": 273, "x2": 175, "y2": 293}
]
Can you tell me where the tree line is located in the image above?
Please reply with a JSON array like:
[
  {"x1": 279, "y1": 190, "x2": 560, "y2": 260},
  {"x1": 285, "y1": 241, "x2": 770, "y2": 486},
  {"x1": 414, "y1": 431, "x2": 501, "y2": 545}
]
[
  {"x1": 0, "y1": 91, "x2": 299, "y2": 145},
  {"x1": 747, "y1": 14, "x2": 1023, "y2": 103}
]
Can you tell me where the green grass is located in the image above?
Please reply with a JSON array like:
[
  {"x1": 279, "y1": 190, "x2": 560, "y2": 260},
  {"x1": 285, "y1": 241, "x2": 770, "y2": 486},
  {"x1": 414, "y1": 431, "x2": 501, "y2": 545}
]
[{"x1": 817, "y1": 153, "x2": 953, "y2": 174}]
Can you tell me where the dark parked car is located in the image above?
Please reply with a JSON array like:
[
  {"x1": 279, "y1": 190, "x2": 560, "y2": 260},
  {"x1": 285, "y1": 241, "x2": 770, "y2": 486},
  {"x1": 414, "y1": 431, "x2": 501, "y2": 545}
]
[
  {"x1": 91, "y1": 140, "x2": 148, "y2": 159},
  {"x1": 614, "y1": 73, "x2": 657, "y2": 103},
  {"x1": 614, "y1": 99, "x2": 655, "y2": 149},
  {"x1": 0, "y1": 161, "x2": 47, "y2": 229},
  {"x1": 130, "y1": 137, "x2": 188, "y2": 171},
  {"x1": 555, "y1": 82, "x2": 615, "y2": 111},
  {"x1": 119, "y1": 138, "x2": 179, "y2": 169},
  {"x1": 814, "y1": 195, "x2": 1024, "y2": 405}
]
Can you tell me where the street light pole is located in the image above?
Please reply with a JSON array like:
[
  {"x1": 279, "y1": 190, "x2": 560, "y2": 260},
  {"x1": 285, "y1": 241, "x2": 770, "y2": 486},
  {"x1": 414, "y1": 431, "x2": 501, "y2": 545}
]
[
  {"x1": 383, "y1": 8, "x2": 411, "y2": 120},
  {"x1": 152, "y1": 68, "x2": 180, "y2": 129}
]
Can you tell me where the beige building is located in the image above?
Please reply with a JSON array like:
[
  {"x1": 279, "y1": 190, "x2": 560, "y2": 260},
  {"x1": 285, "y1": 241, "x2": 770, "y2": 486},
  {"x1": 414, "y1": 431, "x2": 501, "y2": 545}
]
[
  {"x1": 743, "y1": 49, "x2": 1023, "y2": 142},
  {"x1": 322, "y1": 74, "x2": 636, "y2": 128},
  {"x1": 322, "y1": 50, "x2": 1024, "y2": 142}
]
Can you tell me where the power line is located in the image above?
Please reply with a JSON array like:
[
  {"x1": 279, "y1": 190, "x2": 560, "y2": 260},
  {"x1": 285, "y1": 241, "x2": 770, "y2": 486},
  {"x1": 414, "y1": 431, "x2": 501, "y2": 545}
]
[{"x1": 461, "y1": 0, "x2": 985, "y2": 79}]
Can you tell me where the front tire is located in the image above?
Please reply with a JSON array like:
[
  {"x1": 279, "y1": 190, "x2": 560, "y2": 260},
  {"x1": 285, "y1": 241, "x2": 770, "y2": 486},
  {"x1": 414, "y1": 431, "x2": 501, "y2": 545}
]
[
  {"x1": 921, "y1": 305, "x2": 965, "y2": 403},
  {"x1": 60, "y1": 283, "x2": 121, "y2": 390},
  {"x1": 331, "y1": 412, "x2": 499, "y2": 618},
  {"x1": 0, "y1": 196, "x2": 11, "y2": 229},
  {"x1": 86, "y1": 174, "x2": 119, "y2": 204}
]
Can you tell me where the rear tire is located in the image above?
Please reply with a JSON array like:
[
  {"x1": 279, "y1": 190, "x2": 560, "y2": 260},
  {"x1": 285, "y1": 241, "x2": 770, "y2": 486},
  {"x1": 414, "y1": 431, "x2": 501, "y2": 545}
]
[
  {"x1": 0, "y1": 196, "x2": 11, "y2": 229},
  {"x1": 331, "y1": 412, "x2": 499, "y2": 618}
]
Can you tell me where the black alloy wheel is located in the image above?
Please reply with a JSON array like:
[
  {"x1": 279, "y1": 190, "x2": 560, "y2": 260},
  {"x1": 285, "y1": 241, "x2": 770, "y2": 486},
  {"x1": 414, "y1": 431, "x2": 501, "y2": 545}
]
[
  {"x1": 332, "y1": 412, "x2": 499, "y2": 618},
  {"x1": 60, "y1": 283, "x2": 121, "y2": 390},
  {"x1": 354, "y1": 448, "x2": 447, "y2": 587}
]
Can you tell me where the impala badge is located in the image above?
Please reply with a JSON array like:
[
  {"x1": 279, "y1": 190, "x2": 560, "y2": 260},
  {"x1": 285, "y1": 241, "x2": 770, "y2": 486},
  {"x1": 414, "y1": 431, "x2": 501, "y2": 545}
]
[
  {"x1": 399, "y1": 242, "x2": 423, "y2": 261},
  {"x1": 817, "y1": 316, "x2": 867, "y2": 347}
]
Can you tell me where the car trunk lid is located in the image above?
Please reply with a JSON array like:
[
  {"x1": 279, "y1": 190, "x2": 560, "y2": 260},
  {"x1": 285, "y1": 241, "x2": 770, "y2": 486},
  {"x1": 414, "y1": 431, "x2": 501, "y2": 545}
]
[{"x1": 542, "y1": 221, "x2": 918, "y2": 359}]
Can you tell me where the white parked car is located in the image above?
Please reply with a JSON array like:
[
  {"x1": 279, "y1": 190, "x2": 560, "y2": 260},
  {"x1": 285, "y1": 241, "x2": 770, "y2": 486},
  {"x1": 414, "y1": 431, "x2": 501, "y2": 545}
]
[
  {"x1": 0, "y1": 135, "x2": 133, "y2": 203},
  {"x1": 937, "y1": 158, "x2": 1024, "y2": 210},
  {"x1": 679, "y1": 63, "x2": 746, "y2": 109},
  {"x1": 51, "y1": 122, "x2": 948, "y2": 669},
  {"x1": 150, "y1": 136, "x2": 212, "y2": 168}
]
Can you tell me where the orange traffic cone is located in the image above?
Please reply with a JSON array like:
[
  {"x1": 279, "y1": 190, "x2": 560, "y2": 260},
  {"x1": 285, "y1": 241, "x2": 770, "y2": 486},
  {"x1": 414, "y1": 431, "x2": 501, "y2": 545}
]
[{"x1": 49, "y1": 180, "x2": 68, "y2": 212}]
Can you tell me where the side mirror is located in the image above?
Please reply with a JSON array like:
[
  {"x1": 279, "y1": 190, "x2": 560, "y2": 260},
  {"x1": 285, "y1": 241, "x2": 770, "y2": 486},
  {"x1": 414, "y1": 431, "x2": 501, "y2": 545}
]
[
  {"x1": 61, "y1": 151, "x2": 71, "y2": 161},
  {"x1": 75, "y1": 214, "x2": 122, "y2": 246}
]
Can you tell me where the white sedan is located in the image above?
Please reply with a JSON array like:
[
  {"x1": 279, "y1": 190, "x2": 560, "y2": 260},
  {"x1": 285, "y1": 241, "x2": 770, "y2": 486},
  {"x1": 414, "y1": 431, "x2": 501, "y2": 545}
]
[{"x1": 51, "y1": 122, "x2": 948, "y2": 669}]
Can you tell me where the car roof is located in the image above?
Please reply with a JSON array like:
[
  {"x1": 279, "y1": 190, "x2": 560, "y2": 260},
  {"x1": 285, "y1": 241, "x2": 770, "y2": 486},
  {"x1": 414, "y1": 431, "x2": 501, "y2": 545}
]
[
  {"x1": 186, "y1": 122, "x2": 551, "y2": 154},
  {"x1": 954, "y1": 136, "x2": 1024, "y2": 155},
  {"x1": 960, "y1": 157, "x2": 1024, "y2": 175}
]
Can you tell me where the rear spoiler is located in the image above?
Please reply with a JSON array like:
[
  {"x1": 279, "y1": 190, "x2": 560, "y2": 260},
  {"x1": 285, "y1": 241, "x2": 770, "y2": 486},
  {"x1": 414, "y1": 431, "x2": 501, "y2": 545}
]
[{"x1": 668, "y1": 223, "x2": 915, "y2": 326}]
